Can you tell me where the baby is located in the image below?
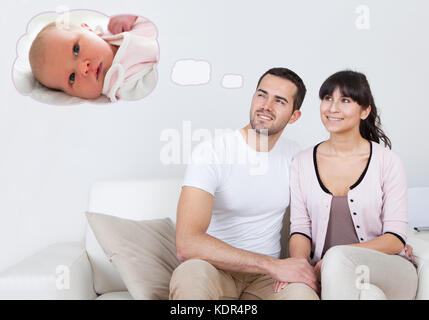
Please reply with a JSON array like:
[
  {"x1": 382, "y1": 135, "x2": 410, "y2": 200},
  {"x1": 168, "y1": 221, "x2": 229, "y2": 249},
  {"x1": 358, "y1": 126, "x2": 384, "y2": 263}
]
[{"x1": 29, "y1": 14, "x2": 158, "y2": 102}]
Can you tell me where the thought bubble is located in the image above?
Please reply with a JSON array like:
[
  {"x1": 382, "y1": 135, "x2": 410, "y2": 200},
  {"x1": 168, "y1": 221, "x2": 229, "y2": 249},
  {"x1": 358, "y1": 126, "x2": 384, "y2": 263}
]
[
  {"x1": 171, "y1": 59, "x2": 211, "y2": 86},
  {"x1": 221, "y1": 74, "x2": 243, "y2": 89}
]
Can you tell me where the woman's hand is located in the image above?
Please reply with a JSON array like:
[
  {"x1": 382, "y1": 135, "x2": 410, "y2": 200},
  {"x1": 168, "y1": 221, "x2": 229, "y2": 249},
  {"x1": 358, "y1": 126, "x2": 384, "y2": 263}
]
[
  {"x1": 404, "y1": 244, "x2": 416, "y2": 265},
  {"x1": 314, "y1": 259, "x2": 323, "y2": 283},
  {"x1": 108, "y1": 15, "x2": 138, "y2": 34},
  {"x1": 273, "y1": 280, "x2": 289, "y2": 293}
]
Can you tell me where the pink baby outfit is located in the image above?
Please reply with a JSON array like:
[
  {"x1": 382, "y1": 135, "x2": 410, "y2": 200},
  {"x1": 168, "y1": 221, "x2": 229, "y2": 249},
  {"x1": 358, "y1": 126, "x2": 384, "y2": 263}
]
[{"x1": 102, "y1": 17, "x2": 159, "y2": 102}]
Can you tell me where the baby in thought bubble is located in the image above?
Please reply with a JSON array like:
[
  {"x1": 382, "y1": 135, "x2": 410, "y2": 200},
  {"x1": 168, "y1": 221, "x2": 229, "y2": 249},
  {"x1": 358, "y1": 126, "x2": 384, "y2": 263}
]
[{"x1": 29, "y1": 14, "x2": 159, "y2": 102}]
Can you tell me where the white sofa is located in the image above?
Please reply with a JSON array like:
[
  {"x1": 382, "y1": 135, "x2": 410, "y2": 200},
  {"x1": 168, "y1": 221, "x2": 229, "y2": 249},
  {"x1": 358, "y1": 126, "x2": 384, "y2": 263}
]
[{"x1": 1, "y1": 179, "x2": 429, "y2": 300}]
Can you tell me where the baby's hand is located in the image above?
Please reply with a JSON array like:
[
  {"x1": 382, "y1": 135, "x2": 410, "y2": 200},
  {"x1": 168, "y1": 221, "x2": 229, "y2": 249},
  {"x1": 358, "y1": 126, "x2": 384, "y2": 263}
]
[{"x1": 108, "y1": 15, "x2": 138, "y2": 34}]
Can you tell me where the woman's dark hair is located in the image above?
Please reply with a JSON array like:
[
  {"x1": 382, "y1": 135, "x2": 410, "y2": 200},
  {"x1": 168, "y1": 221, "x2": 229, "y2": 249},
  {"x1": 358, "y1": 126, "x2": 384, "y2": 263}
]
[{"x1": 319, "y1": 70, "x2": 392, "y2": 149}]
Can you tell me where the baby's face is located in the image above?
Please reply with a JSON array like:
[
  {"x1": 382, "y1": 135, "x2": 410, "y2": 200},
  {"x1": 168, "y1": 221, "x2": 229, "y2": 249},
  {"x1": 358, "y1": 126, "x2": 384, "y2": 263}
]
[{"x1": 37, "y1": 25, "x2": 116, "y2": 99}]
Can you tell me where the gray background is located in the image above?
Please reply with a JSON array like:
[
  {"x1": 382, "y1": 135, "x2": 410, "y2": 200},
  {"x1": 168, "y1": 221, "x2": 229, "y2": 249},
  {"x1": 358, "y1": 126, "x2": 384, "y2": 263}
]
[{"x1": 1, "y1": 0, "x2": 428, "y2": 271}]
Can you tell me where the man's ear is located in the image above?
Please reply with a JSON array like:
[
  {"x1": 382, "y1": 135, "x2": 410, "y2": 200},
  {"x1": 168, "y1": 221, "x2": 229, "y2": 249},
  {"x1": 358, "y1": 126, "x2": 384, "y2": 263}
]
[{"x1": 288, "y1": 110, "x2": 301, "y2": 124}]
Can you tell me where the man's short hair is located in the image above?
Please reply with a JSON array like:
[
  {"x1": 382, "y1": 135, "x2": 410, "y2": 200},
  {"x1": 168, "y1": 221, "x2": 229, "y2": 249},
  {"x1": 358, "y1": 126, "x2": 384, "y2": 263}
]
[{"x1": 257, "y1": 67, "x2": 307, "y2": 111}]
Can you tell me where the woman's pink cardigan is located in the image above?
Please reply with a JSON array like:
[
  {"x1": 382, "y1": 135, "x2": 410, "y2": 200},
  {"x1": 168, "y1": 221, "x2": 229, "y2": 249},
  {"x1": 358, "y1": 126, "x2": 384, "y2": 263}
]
[{"x1": 290, "y1": 141, "x2": 408, "y2": 264}]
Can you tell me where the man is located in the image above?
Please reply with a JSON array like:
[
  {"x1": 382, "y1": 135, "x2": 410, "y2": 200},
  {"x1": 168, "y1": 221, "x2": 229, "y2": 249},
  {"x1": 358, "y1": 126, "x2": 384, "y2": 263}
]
[{"x1": 170, "y1": 68, "x2": 319, "y2": 300}]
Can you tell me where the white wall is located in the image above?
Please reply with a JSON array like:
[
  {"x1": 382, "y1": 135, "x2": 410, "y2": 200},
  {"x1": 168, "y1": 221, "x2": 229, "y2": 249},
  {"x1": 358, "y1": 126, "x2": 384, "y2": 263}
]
[{"x1": 1, "y1": 0, "x2": 428, "y2": 271}]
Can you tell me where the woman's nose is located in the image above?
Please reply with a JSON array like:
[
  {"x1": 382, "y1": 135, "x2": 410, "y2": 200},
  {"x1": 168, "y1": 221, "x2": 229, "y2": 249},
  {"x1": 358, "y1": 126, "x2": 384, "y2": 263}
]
[
  {"x1": 79, "y1": 60, "x2": 91, "y2": 76},
  {"x1": 329, "y1": 100, "x2": 340, "y2": 112}
]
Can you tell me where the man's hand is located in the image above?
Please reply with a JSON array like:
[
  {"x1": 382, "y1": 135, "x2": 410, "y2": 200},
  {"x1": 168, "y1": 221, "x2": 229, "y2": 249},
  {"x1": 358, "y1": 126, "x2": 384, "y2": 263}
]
[
  {"x1": 108, "y1": 15, "x2": 138, "y2": 34},
  {"x1": 270, "y1": 258, "x2": 319, "y2": 293}
]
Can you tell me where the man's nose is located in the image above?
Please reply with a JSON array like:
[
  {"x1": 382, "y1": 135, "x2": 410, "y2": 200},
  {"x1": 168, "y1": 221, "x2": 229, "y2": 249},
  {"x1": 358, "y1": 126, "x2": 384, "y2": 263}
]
[
  {"x1": 261, "y1": 98, "x2": 274, "y2": 111},
  {"x1": 79, "y1": 60, "x2": 91, "y2": 76}
]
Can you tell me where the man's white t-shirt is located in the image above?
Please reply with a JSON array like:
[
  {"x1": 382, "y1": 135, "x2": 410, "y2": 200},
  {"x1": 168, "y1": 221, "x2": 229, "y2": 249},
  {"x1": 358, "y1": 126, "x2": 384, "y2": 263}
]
[{"x1": 183, "y1": 129, "x2": 301, "y2": 259}]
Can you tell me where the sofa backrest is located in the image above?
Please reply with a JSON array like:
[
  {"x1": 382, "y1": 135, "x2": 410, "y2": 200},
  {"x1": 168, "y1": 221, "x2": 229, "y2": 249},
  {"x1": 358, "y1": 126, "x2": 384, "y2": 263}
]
[
  {"x1": 408, "y1": 187, "x2": 429, "y2": 228},
  {"x1": 85, "y1": 179, "x2": 183, "y2": 294}
]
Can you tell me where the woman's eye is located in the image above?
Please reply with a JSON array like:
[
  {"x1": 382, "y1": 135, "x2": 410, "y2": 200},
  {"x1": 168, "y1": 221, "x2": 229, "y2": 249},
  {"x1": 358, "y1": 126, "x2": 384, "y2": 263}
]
[
  {"x1": 73, "y1": 44, "x2": 79, "y2": 56},
  {"x1": 342, "y1": 98, "x2": 350, "y2": 103},
  {"x1": 69, "y1": 73, "x2": 75, "y2": 84},
  {"x1": 324, "y1": 96, "x2": 332, "y2": 101}
]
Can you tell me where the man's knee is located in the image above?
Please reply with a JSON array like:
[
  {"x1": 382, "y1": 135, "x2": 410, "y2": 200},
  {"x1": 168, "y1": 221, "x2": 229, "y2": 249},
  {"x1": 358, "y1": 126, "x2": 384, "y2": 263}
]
[{"x1": 169, "y1": 259, "x2": 219, "y2": 299}]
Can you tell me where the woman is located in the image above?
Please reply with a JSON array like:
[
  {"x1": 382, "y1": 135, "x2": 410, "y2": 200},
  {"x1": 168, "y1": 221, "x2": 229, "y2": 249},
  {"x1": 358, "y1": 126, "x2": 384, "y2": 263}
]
[{"x1": 280, "y1": 70, "x2": 417, "y2": 299}]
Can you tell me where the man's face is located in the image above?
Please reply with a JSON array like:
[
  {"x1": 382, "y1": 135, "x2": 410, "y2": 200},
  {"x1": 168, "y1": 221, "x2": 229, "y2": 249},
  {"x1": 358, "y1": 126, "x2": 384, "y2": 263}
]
[
  {"x1": 250, "y1": 74, "x2": 300, "y2": 136},
  {"x1": 37, "y1": 26, "x2": 116, "y2": 99}
]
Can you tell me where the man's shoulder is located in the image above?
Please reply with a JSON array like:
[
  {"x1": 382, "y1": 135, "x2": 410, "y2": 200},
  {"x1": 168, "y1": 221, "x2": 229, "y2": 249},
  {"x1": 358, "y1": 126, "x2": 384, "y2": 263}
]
[
  {"x1": 193, "y1": 129, "x2": 239, "y2": 151},
  {"x1": 190, "y1": 130, "x2": 239, "y2": 164},
  {"x1": 275, "y1": 136, "x2": 302, "y2": 158}
]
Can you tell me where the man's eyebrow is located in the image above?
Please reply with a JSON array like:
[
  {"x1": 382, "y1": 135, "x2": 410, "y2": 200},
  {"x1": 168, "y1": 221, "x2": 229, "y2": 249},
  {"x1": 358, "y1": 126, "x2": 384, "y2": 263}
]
[
  {"x1": 257, "y1": 89, "x2": 289, "y2": 104},
  {"x1": 274, "y1": 95, "x2": 288, "y2": 104}
]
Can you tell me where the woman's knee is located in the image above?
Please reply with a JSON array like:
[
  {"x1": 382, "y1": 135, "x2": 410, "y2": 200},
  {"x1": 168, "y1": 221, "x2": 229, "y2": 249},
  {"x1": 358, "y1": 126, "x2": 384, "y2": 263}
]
[{"x1": 322, "y1": 246, "x2": 355, "y2": 270}]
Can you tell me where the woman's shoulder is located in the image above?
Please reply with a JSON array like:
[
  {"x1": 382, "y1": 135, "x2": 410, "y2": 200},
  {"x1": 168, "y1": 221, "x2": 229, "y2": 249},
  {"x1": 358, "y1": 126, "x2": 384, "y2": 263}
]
[
  {"x1": 371, "y1": 140, "x2": 400, "y2": 158},
  {"x1": 292, "y1": 143, "x2": 318, "y2": 164},
  {"x1": 370, "y1": 140, "x2": 404, "y2": 170}
]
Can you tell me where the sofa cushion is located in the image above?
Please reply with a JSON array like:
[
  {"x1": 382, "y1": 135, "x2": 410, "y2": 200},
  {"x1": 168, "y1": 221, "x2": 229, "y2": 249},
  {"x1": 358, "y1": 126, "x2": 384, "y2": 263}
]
[
  {"x1": 86, "y1": 212, "x2": 180, "y2": 300},
  {"x1": 85, "y1": 179, "x2": 182, "y2": 294}
]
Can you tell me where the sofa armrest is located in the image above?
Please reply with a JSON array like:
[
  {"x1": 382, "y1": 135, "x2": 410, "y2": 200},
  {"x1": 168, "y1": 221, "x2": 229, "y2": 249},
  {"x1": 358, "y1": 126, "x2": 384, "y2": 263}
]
[
  {"x1": 0, "y1": 242, "x2": 97, "y2": 300},
  {"x1": 407, "y1": 236, "x2": 429, "y2": 300}
]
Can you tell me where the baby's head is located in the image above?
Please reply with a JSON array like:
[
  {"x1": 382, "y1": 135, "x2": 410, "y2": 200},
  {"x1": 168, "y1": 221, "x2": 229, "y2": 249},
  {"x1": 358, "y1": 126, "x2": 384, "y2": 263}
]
[{"x1": 29, "y1": 22, "x2": 116, "y2": 99}]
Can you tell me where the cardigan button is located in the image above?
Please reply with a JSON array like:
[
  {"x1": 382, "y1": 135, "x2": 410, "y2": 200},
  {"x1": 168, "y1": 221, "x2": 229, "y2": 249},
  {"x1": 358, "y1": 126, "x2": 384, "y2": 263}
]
[
  {"x1": 350, "y1": 199, "x2": 354, "y2": 202},
  {"x1": 353, "y1": 212, "x2": 357, "y2": 215},
  {"x1": 360, "y1": 238, "x2": 364, "y2": 241},
  {"x1": 357, "y1": 225, "x2": 360, "y2": 228}
]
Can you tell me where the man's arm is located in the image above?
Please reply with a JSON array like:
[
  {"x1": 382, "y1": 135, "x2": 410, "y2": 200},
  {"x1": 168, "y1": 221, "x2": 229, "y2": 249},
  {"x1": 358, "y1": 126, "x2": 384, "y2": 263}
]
[{"x1": 175, "y1": 186, "x2": 318, "y2": 290}]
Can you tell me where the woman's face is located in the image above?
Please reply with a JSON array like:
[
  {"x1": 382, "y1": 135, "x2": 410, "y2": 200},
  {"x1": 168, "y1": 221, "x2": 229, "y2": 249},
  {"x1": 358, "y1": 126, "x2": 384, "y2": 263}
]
[{"x1": 320, "y1": 87, "x2": 370, "y2": 135}]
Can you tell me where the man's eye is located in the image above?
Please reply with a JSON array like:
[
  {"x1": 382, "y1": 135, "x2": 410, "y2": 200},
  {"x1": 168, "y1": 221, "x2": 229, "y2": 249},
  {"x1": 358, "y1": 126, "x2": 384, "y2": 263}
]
[
  {"x1": 69, "y1": 73, "x2": 75, "y2": 84},
  {"x1": 73, "y1": 44, "x2": 79, "y2": 56},
  {"x1": 277, "y1": 99, "x2": 285, "y2": 105}
]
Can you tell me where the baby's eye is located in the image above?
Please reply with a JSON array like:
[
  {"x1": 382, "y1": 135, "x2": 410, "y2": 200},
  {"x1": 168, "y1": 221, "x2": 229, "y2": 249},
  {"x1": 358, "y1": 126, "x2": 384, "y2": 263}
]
[
  {"x1": 69, "y1": 73, "x2": 75, "y2": 84},
  {"x1": 73, "y1": 44, "x2": 79, "y2": 56}
]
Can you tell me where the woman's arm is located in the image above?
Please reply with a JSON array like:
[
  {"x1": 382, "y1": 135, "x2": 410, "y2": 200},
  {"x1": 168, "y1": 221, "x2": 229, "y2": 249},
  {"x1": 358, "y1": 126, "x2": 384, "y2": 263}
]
[
  {"x1": 348, "y1": 233, "x2": 404, "y2": 255},
  {"x1": 289, "y1": 233, "x2": 312, "y2": 260}
]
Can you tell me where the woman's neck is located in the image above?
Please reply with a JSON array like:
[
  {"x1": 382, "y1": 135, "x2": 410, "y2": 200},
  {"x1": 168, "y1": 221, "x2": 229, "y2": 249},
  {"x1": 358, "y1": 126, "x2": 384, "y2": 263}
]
[{"x1": 326, "y1": 131, "x2": 368, "y2": 157}]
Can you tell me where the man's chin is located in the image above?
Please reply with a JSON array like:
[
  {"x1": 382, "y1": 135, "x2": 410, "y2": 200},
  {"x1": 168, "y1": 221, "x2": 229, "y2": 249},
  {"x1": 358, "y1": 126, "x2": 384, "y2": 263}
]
[{"x1": 254, "y1": 127, "x2": 270, "y2": 135}]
